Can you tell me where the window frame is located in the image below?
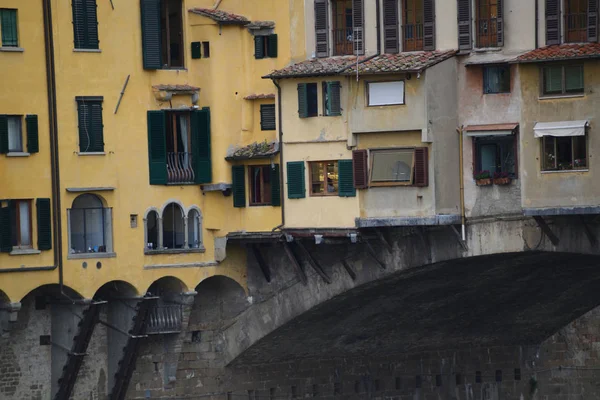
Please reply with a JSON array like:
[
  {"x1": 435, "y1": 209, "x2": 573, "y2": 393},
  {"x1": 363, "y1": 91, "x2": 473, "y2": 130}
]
[
  {"x1": 72, "y1": 0, "x2": 99, "y2": 50},
  {"x1": 160, "y1": 0, "x2": 185, "y2": 69},
  {"x1": 11, "y1": 199, "x2": 32, "y2": 249},
  {"x1": 162, "y1": 202, "x2": 186, "y2": 249},
  {"x1": 402, "y1": 0, "x2": 425, "y2": 52},
  {"x1": 483, "y1": 64, "x2": 510, "y2": 94},
  {"x1": 76, "y1": 97, "x2": 104, "y2": 153},
  {"x1": 202, "y1": 41, "x2": 210, "y2": 58},
  {"x1": 309, "y1": 160, "x2": 339, "y2": 196},
  {"x1": 369, "y1": 148, "x2": 416, "y2": 187},
  {"x1": 541, "y1": 134, "x2": 588, "y2": 172},
  {"x1": 6, "y1": 115, "x2": 23, "y2": 153},
  {"x1": 366, "y1": 80, "x2": 406, "y2": 107},
  {"x1": 248, "y1": 165, "x2": 273, "y2": 206},
  {"x1": 260, "y1": 104, "x2": 276, "y2": 131},
  {"x1": 472, "y1": 134, "x2": 518, "y2": 178},
  {"x1": 0, "y1": 8, "x2": 19, "y2": 48},
  {"x1": 68, "y1": 194, "x2": 111, "y2": 255},
  {"x1": 541, "y1": 64, "x2": 584, "y2": 97},
  {"x1": 475, "y1": 0, "x2": 500, "y2": 48}
]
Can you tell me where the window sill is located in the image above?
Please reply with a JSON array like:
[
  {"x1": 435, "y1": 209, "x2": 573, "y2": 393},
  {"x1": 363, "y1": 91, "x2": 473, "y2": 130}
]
[
  {"x1": 160, "y1": 67, "x2": 187, "y2": 71},
  {"x1": 6, "y1": 152, "x2": 30, "y2": 157},
  {"x1": 541, "y1": 169, "x2": 589, "y2": 174},
  {"x1": 473, "y1": 47, "x2": 502, "y2": 53},
  {"x1": 9, "y1": 249, "x2": 41, "y2": 256},
  {"x1": 144, "y1": 247, "x2": 205, "y2": 255},
  {"x1": 0, "y1": 47, "x2": 24, "y2": 52},
  {"x1": 68, "y1": 252, "x2": 116, "y2": 260},
  {"x1": 73, "y1": 48, "x2": 101, "y2": 53},
  {"x1": 77, "y1": 152, "x2": 106, "y2": 156},
  {"x1": 249, "y1": 203, "x2": 274, "y2": 207},
  {"x1": 539, "y1": 94, "x2": 585, "y2": 100}
]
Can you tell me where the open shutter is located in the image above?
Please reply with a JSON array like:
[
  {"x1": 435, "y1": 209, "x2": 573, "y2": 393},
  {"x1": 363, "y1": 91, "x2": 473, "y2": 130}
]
[
  {"x1": 353, "y1": 0, "x2": 365, "y2": 55},
  {"x1": 260, "y1": 104, "x2": 276, "y2": 130},
  {"x1": 36, "y1": 198, "x2": 52, "y2": 251},
  {"x1": 271, "y1": 164, "x2": 281, "y2": 207},
  {"x1": 423, "y1": 0, "x2": 436, "y2": 50},
  {"x1": 497, "y1": 0, "x2": 504, "y2": 46},
  {"x1": 414, "y1": 147, "x2": 429, "y2": 187},
  {"x1": 85, "y1": 0, "x2": 99, "y2": 49},
  {"x1": 286, "y1": 161, "x2": 305, "y2": 199},
  {"x1": 338, "y1": 160, "x2": 356, "y2": 197},
  {"x1": 298, "y1": 83, "x2": 308, "y2": 118},
  {"x1": 1, "y1": 9, "x2": 18, "y2": 47},
  {"x1": 315, "y1": 0, "x2": 329, "y2": 57},
  {"x1": 545, "y1": 0, "x2": 561, "y2": 45},
  {"x1": 383, "y1": 0, "x2": 399, "y2": 53},
  {"x1": 267, "y1": 34, "x2": 278, "y2": 57},
  {"x1": 0, "y1": 115, "x2": 8, "y2": 154},
  {"x1": 147, "y1": 110, "x2": 167, "y2": 184},
  {"x1": 193, "y1": 107, "x2": 212, "y2": 184},
  {"x1": 26, "y1": 115, "x2": 39, "y2": 154},
  {"x1": 328, "y1": 82, "x2": 341, "y2": 116},
  {"x1": 254, "y1": 36, "x2": 265, "y2": 59},
  {"x1": 232, "y1": 165, "x2": 246, "y2": 208},
  {"x1": 141, "y1": 0, "x2": 162, "y2": 69},
  {"x1": 589, "y1": 0, "x2": 598, "y2": 42},
  {"x1": 352, "y1": 150, "x2": 368, "y2": 189},
  {"x1": 90, "y1": 102, "x2": 104, "y2": 152},
  {"x1": 457, "y1": 0, "x2": 472, "y2": 50},
  {"x1": 191, "y1": 42, "x2": 201, "y2": 59},
  {"x1": 0, "y1": 204, "x2": 11, "y2": 253}
]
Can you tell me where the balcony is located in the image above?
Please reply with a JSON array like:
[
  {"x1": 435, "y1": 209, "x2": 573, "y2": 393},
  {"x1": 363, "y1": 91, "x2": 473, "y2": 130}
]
[
  {"x1": 146, "y1": 304, "x2": 183, "y2": 335},
  {"x1": 333, "y1": 28, "x2": 354, "y2": 56},
  {"x1": 403, "y1": 24, "x2": 424, "y2": 52},
  {"x1": 167, "y1": 152, "x2": 195, "y2": 184},
  {"x1": 565, "y1": 13, "x2": 587, "y2": 43},
  {"x1": 476, "y1": 18, "x2": 499, "y2": 48}
]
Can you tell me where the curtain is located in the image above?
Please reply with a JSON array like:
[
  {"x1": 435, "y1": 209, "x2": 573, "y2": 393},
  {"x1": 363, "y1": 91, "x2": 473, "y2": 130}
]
[{"x1": 179, "y1": 114, "x2": 189, "y2": 167}]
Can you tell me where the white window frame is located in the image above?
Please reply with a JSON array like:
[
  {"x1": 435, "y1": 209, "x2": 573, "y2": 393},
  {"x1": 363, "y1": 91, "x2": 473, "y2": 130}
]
[{"x1": 366, "y1": 81, "x2": 405, "y2": 106}]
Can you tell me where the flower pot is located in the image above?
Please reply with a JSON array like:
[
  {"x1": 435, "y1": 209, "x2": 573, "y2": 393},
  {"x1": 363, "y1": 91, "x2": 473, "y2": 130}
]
[
  {"x1": 493, "y1": 177, "x2": 511, "y2": 185},
  {"x1": 476, "y1": 178, "x2": 492, "y2": 186}
]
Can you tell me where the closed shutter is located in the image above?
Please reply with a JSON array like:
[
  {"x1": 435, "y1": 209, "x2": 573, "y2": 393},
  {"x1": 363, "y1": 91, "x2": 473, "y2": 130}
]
[
  {"x1": 497, "y1": 0, "x2": 504, "y2": 46},
  {"x1": 287, "y1": 161, "x2": 306, "y2": 199},
  {"x1": 353, "y1": 0, "x2": 365, "y2": 55},
  {"x1": 268, "y1": 34, "x2": 278, "y2": 58},
  {"x1": 298, "y1": 83, "x2": 309, "y2": 118},
  {"x1": 77, "y1": 100, "x2": 103, "y2": 152},
  {"x1": 0, "y1": 9, "x2": 18, "y2": 47},
  {"x1": 589, "y1": 0, "x2": 598, "y2": 42},
  {"x1": 232, "y1": 165, "x2": 246, "y2": 208},
  {"x1": 352, "y1": 149, "x2": 368, "y2": 189},
  {"x1": 0, "y1": 204, "x2": 11, "y2": 253},
  {"x1": 383, "y1": 0, "x2": 399, "y2": 53},
  {"x1": 191, "y1": 42, "x2": 201, "y2": 59},
  {"x1": 0, "y1": 115, "x2": 8, "y2": 154},
  {"x1": 260, "y1": 104, "x2": 276, "y2": 130},
  {"x1": 254, "y1": 36, "x2": 265, "y2": 59},
  {"x1": 326, "y1": 81, "x2": 342, "y2": 116},
  {"x1": 414, "y1": 147, "x2": 429, "y2": 187},
  {"x1": 457, "y1": 0, "x2": 472, "y2": 50},
  {"x1": 147, "y1": 110, "x2": 167, "y2": 185},
  {"x1": 192, "y1": 107, "x2": 212, "y2": 184},
  {"x1": 36, "y1": 198, "x2": 52, "y2": 251},
  {"x1": 72, "y1": 0, "x2": 99, "y2": 49},
  {"x1": 423, "y1": 0, "x2": 436, "y2": 50},
  {"x1": 315, "y1": 0, "x2": 329, "y2": 58},
  {"x1": 545, "y1": 0, "x2": 561, "y2": 45},
  {"x1": 338, "y1": 159, "x2": 356, "y2": 197},
  {"x1": 89, "y1": 102, "x2": 104, "y2": 152},
  {"x1": 141, "y1": 0, "x2": 162, "y2": 69},
  {"x1": 85, "y1": 0, "x2": 99, "y2": 49},
  {"x1": 270, "y1": 164, "x2": 281, "y2": 207},
  {"x1": 26, "y1": 115, "x2": 39, "y2": 154}
]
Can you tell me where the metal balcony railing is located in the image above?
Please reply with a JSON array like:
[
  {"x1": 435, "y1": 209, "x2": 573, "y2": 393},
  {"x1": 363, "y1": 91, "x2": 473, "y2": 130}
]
[
  {"x1": 403, "y1": 23, "x2": 424, "y2": 51},
  {"x1": 476, "y1": 17, "x2": 499, "y2": 48},
  {"x1": 167, "y1": 152, "x2": 195, "y2": 184},
  {"x1": 333, "y1": 28, "x2": 354, "y2": 55},
  {"x1": 146, "y1": 304, "x2": 183, "y2": 335},
  {"x1": 565, "y1": 13, "x2": 587, "y2": 43}
]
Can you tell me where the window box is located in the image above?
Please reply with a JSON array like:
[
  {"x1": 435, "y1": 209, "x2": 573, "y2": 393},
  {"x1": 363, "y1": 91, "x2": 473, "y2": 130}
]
[
  {"x1": 492, "y1": 172, "x2": 511, "y2": 185},
  {"x1": 474, "y1": 170, "x2": 492, "y2": 186}
]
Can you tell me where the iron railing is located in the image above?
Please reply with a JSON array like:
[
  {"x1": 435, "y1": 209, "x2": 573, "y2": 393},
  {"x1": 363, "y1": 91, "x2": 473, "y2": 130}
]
[
  {"x1": 146, "y1": 304, "x2": 183, "y2": 335},
  {"x1": 565, "y1": 13, "x2": 587, "y2": 43},
  {"x1": 403, "y1": 23, "x2": 424, "y2": 51},
  {"x1": 167, "y1": 152, "x2": 195, "y2": 184},
  {"x1": 476, "y1": 17, "x2": 499, "y2": 47},
  {"x1": 333, "y1": 28, "x2": 354, "y2": 55}
]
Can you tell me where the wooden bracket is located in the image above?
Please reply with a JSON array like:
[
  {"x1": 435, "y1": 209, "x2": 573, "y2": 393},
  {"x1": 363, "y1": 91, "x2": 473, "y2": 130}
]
[
  {"x1": 533, "y1": 216, "x2": 560, "y2": 246},
  {"x1": 296, "y1": 241, "x2": 332, "y2": 284},
  {"x1": 283, "y1": 242, "x2": 307, "y2": 285},
  {"x1": 365, "y1": 241, "x2": 386, "y2": 270},
  {"x1": 580, "y1": 216, "x2": 598, "y2": 247},
  {"x1": 341, "y1": 259, "x2": 357, "y2": 281},
  {"x1": 448, "y1": 225, "x2": 468, "y2": 252},
  {"x1": 374, "y1": 228, "x2": 393, "y2": 254},
  {"x1": 252, "y1": 245, "x2": 271, "y2": 283}
]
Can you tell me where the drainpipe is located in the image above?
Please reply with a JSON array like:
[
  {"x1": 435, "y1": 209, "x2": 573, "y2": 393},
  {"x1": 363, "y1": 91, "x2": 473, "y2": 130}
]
[
  {"x1": 457, "y1": 127, "x2": 466, "y2": 241},
  {"x1": 535, "y1": 0, "x2": 539, "y2": 49},
  {"x1": 272, "y1": 79, "x2": 285, "y2": 230},
  {"x1": 376, "y1": 0, "x2": 381, "y2": 54}
]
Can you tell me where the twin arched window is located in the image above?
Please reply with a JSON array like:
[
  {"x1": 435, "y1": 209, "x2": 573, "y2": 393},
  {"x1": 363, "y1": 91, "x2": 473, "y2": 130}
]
[{"x1": 145, "y1": 203, "x2": 202, "y2": 251}]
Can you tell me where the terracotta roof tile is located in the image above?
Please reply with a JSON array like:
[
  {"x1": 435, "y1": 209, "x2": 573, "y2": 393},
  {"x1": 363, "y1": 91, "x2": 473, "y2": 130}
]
[
  {"x1": 243, "y1": 93, "x2": 276, "y2": 100},
  {"x1": 188, "y1": 8, "x2": 249, "y2": 24},
  {"x1": 513, "y1": 43, "x2": 600, "y2": 63},
  {"x1": 152, "y1": 84, "x2": 199, "y2": 92},
  {"x1": 263, "y1": 55, "x2": 369, "y2": 79},
  {"x1": 225, "y1": 141, "x2": 280, "y2": 161},
  {"x1": 345, "y1": 50, "x2": 458, "y2": 74}
]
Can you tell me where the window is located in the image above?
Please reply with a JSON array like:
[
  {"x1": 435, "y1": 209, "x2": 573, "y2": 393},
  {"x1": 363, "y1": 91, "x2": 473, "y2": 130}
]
[
  {"x1": 483, "y1": 65, "x2": 510, "y2": 94},
  {"x1": 76, "y1": 97, "x2": 104, "y2": 153},
  {"x1": 165, "y1": 111, "x2": 193, "y2": 183},
  {"x1": 254, "y1": 34, "x2": 278, "y2": 59},
  {"x1": 72, "y1": 0, "x2": 99, "y2": 50},
  {"x1": 249, "y1": 165, "x2": 273, "y2": 205},
  {"x1": 564, "y1": 0, "x2": 587, "y2": 43},
  {"x1": 260, "y1": 104, "x2": 276, "y2": 131},
  {"x1": 162, "y1": 203, "x2": 184, "y2": 249},
  {"x1": 332, "y1": 0, "x2": 354, "y2": 55},
  {"x1": 474, "y1": 136, "x2": 516, "y2": 177},
  {"x1": 542, "y1": 135, "x2": 587, "y2": 171},
  {"x1": 146, "y1": 210, "x2": 158, "y2": 250},
  {"x1": 403, "y1": 0, "x2": 424, "y2": 51},
  {"x1": 187, "y1": 209, "x2": 202, "y2": 249},
  {"x1": 322, "y1": 81, "x2": 341, "y2": 116},
  {"x1": 309, "y1": 161, "x2": 339, "y2": 195},
  {"x1": 367, "y1": 81, "x2": 405, "y2": 106},
  {"x1": 7, "y1": 116, "x2": 22, "y2": 152},
  {"x1": 542, "y1": 65, "x2": 584, "y2": 96},
  {"x1": 476, "y1": 0, "x2": 500, "y2": 47},
  {"x1": 69, "y1": 194, "x2": 111, "y2": 254},
  {"x1": 161, "y1": 0, "x2": 183, "y2": 67},
  {"x1": 0, "y1": 9, "x2": 18, "y2": 47},
  {"x1": 10, "y1": 200, "x2": 32, "y2": 249},
  {"x1": 298, "y1": 83, "x2": 319, "y2": 118},
  {"x1": 370, "y1": 149, "x2": 414, "y2": 185},
  {"x1": 203, "y1": 41, "x2": 210, "y2": 58}
]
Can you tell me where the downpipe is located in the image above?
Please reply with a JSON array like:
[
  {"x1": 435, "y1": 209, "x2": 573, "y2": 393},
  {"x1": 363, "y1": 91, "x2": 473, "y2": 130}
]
[
  {"x1": 272, "y1": 79, "x2": 285, "y2": 231},
  {"x1": 457, "y1": 127, "x2": 466, "y2": 242}
]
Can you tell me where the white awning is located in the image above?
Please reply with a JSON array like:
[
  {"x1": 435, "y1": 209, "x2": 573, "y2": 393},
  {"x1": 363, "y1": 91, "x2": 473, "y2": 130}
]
[
  {"x1": 534, "y1": 120, "x2": 589, "y2": 138},
  {"x1": 465, "y1": 123, "x2": 518, "y2": 137}
]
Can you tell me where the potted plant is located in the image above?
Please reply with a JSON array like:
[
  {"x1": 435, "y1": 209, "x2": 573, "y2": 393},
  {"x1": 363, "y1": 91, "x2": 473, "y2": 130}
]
[
  {"x1": 493, "y1": 171, "x2": 511, "y2": 185},
  {"x1": 474, "y1": 170, "x2": 492, "y2": 186}
]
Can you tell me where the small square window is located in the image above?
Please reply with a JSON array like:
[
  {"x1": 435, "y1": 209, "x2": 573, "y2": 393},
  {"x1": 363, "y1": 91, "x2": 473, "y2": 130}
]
[
  {"x1": 483, "y1": 65, "x2": 510, "y2": 94},
  {"x1": 542, "y1": 65, "x2": 584, "y2": 96},
  {"x1": 474, "y1": 135, "x2": 517, "y2": 177},
  {"x1": 249, "y1": 165, "x2": 273, "y2": 206},
  {"x1": 260, "y1": 104, "x2": 276, "y2": 131},
  {"x1": 542, "y1": 135, "x2": 587, "y2": 171},
  {"x1": 370, "y1": 149, "x2": 415, "y2": 185},
  {"x1": 7, "y1": 115, "x2": 22, "y2": 152},
  {"x1": 0, "y1": 9, "x2": 19, "y2": 47},
  {"x1": 309, "y1": 161, "x2": 338, "y2": 196}
]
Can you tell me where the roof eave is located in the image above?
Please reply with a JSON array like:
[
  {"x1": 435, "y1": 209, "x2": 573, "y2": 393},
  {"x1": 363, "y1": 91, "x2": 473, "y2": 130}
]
[{"x1": 511, "y1": 54, "x2": 600, "y2": 64}]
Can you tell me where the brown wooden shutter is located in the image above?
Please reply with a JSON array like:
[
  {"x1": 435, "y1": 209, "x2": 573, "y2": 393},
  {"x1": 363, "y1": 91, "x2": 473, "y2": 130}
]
[
  {"x1": 383, "y1": 0, "x2": 399, "y2": 53},
  {"x1": 588, "y1": 0, "x2": 598, "y2": 42},
  {"x1": 457, "y1": 0, "x2": 472, "y2": 50},
  {"x1": 315, "y1": 0, "x2": 329, "y2": 58},
  {"x1": 423, "y1": 0, "x2": 436, "y2": 50},
  {"x1": 497, "y1": 0, "x2": 504, "y2": 46},
  {"x1": 545, "y1": 0, "x2": 561, "y2": 45},
  {"x1": 353, "y1": 0, "x2": 365, "y2": 55},
  {"x1": 352, "y1": 149, "x2": 368, "y2": 189},
  {"x1": 414, "y1": 147, "x2": 429, "y2": 187}
]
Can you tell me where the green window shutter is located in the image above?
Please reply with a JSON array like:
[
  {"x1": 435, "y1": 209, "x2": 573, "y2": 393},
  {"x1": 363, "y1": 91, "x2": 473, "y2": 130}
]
[
  {"x1": 147, "y1": 110, "x2": 167, "y2": 184},
  {"x1": 84, "y1": 0, "x2": 99, "y2": 49},
  {"x1": 267, "y1": 34, "x2": 278, "y2": 58},
  {"x1": 36, "y1": 198, "x2": 52, "y2": 251},
  {"x1": 191, "y1": 41, "x2": 201, "y2": 59},
  {"x1": 260, "y1": 104, "x2": 276, "y2": 130},
  {"x1": 232, "y1": 165, "x2": 246, "y2": 208},
  {"x1": 254, "y1": 35, "x2": 265, "y2": 59},
  {"x1": 0, "y1": 115, "x2": 8, "y2": 154},
  {"x1": 26, "y1": 115, "x2": 39, "y2": 153},
  {"x1": 1, "y1": 9, "x2": 18, "y2": 47},
  {"x1": 89, "y1": 102, "x2": 104, "y2": 152},
  {"x1": 286, "y1": 161, "x2": 305, "y2": 199},
  {"x1": 140, "y1": 0, "x2": 162, "y2": 69},
  {"x1": 192, "y1": 107, "x2": 212, "y2": 184},
  {"x1": 297, "y1": 83, "x2": 308, "y2": 118},
  {"x1": 72, "y1": 0, "x2": 98, "y2": 49},
  {"x1": 270, "y1": 163, "x2": 281, "y2": 206},
  {"x1": 77, "y1": 101, "x2": 90, "y2": 152},
  {"x1": 0, "y1": 204, "x2": 11, "y2": 252},
  {"x1": 327, "y1": 81, "x2": 341, "y2": 116},
  {"x1": 338, "y1": 160, "x2": 356, "y2": 197}
]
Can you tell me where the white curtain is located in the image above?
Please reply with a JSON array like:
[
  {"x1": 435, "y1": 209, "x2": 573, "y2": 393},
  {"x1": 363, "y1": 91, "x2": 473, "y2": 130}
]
[
  {"x1": 7, "y1": 117, "x2": 21, "y2": 152},
  {"x1": 19, "y1": 202, "x2": 31, "y2": 246}
]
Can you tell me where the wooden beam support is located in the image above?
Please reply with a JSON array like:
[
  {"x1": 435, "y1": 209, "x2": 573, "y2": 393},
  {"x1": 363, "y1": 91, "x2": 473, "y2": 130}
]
[
  {"x1": 252, "y1": 245, "x2": 271, "y2": 283},
  {"x1": 533, "y1": 216, "x2": 560, "y2": 246},
  {"x1": 283, "y1": 243, "x2": 307, "y2": 285},
  {"x1": 341, "y1": 259, "x2": 357, "y2": 281},
  {"x1": 374, "y1": 228, "x2": 393, "y2": 254},
  {"x1": 365, "y1": 241, "x2": 386, "y2": 270},
  {"x1": 296, "y1": 241, "x2": 332, "y2": 284},
  {"x1": 580, "y1": 216, "x2": 598, "y2": 247}
]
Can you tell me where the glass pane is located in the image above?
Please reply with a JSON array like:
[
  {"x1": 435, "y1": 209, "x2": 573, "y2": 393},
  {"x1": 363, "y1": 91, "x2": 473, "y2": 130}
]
[
  {"x1": 7, "y1": 116, "x2": 21, "y2": 152},
  {"x1": 70, "y1": 209, "x2": 86, "y2": 253},
  {"x1": 18, "y1": 201, "x2": 30, "y2": 246},
  {"x1": 565, "y1": 66, "x2": 584, "y2": 93},
  {"x1": 251, "y1": 167, "x2": 262, "y2": 204},
  {"x1": 573, "y1": 135, "x2": 587, "y2": 169},
  {"x1": 147, "y1": 211, "x2": 158, "y2": 249},
  {"x1": 556, "y1": 136, "x2": 573, "y2": 170},
  {"x1": 307, "y1": 83, "x2": 318, "y2": 117},
  {"x1": 85, "y1": 208, "x2": 104, "y2": 252},
  {"x1": 371, "y1": 150, "x2": 414, "y2": 182},
  {"x1": 326, "y1": 162, "x2": 338, "y2": 193},
  {"x1": 188, "y1": 210, "x2": 200, "y2": 249},
  {"x1": 480, "y1": 144, "x2": 498, "y2": 173},
  {"x1": 499, "y1": 140, "x2": 516, "y2": 175},
  {"x1": 544, "y1": 66, "x2": 563, "y2": 94},
  {"x1": 543, "y1": 136, "x2": 556, "y2": 170},
  {"x1": 311, "y1": 163, "x2": 324, "y2": 194}
]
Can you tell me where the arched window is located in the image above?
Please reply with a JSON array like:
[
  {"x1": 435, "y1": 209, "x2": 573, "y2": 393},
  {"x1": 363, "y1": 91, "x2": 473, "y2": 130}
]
[
  {"x1": 69, "y1": 194, "x2": 112, "y2": 254},
  {"x1": 187, "y1": 209, "x2": 202, "y2": 249},
  {"x1": 162, "y1": 203, "x2": 185, "y2": 249},
  {"x1": 146, "y1": 210, "x2": 159, "y2": 250}
]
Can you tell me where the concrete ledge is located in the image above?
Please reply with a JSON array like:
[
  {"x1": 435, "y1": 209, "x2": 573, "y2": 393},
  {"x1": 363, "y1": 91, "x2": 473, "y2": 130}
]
[
  {"x1": 67, "y1": 252, "x2": 116, "y2": 260},
  {"x1": 524, "y1": 206, "x2": 600, "y2": 216},
  {"x1": 0, "y1": 47, "x2": 24, "y2": 52},
  {"x1": 202, "y1": 182, "x2": 232, "y2": 192},
  {"x1": 66, "y1": 187, "x2": 115, "y2": 192},
  {"x1": 144, "y1": 247, "x2": 205, "y2": 255},
  {"x1": 356, "y1": 214, "x2": 462, "y2": 228},
  {"x1": 143, "y1": 261, "x2": 218, "y2": 270},
  {"x1": 9, "y1": 249, "x2": 41, "y2": 256}
]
